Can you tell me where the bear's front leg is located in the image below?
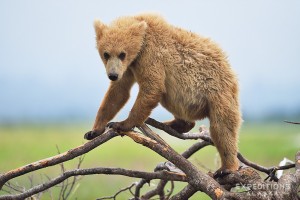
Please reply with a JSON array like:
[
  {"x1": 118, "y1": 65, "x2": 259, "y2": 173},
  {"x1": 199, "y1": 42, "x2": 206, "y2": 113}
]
[
  {"x1": 107, "y1": 78, "x2": 165, "y2": 133},
  {"x1": 84, "y1": 70, "x2": 135, "y2": 140}
]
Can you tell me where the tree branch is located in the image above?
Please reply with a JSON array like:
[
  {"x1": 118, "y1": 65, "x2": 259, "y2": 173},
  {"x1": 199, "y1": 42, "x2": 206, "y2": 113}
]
[
  {"x1": 0, "y1": 129, "x2": 118, "y2": 190},
  {"x1": 169, "y1": 184, "x2": 197, "y2": 200},
  {"x1": 141, "y1": 140, "x2": 210, "y2": 199},
  {"x1": 141, "y1": 180, "x2": 168, "y2": 200},
  {"x1": 134, "y1": 179, "x2": 148, "y2": 199},
  {"x1": 181, "y1": 140, "x2": 211, "y2": 158},
  {"x1": 0, "y1": 167, "x2": 187, "y2": 200},
  {"x1": 237, "y1": 153, "x2": 295, "y2": 181},
  {"x1": 127, "y1": 125, "x2": 227, "y2": 199},
  {"x1": 284, "y1": 120, "x2": 300, "y2": 125},
  {"x1": 145, "y1": 117, "x2": 213, "y2": 142}
]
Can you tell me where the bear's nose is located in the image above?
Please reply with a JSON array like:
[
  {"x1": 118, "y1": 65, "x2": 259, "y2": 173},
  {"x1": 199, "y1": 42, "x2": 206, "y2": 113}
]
[{"x1": 108, "y1": 73, "x2": 118, "y2": 81}]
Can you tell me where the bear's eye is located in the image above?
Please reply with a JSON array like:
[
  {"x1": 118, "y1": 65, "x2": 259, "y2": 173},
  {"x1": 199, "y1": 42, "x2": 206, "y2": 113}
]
[
  {"x1": 103, "y1": 52, "x2": 110, "y2": 60},
  {"x1": 118, "y1": 52, "x2": 126, "y2": 61}
]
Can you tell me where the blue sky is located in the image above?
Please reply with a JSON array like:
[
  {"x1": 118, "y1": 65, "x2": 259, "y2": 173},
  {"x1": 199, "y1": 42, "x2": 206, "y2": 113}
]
[{"x1": 0, "y1": 1, "x2": 300, "y2": 122}]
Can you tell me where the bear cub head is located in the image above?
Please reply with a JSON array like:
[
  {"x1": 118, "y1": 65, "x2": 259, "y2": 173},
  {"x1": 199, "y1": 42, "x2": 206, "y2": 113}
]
[{"x1": 94, "y1": 17, "x2": 147, "y2": 81}]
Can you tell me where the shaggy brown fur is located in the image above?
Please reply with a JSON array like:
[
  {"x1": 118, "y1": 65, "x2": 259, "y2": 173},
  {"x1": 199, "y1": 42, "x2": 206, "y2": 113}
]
[{"x1": 85, "y1": 14, "x2": 242, "y2": 174}]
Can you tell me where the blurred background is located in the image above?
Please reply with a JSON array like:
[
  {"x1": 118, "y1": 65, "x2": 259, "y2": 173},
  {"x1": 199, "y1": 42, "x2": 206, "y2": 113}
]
[{"x1": 0, "y1": 1, "x2": 299, "y2": 199}]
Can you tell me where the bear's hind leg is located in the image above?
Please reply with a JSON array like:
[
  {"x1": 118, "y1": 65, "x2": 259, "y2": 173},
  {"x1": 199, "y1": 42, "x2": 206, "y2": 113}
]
[
  {"x1": 164, "y1": 118, "x2": 195, "y2": 133},
  {"x1": 209, "y1": 99, "x2": 241, "y2": 177}
]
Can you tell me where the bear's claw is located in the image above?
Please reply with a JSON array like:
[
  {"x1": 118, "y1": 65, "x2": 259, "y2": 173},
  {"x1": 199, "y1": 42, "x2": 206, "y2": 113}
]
[
  {"x1": 84, "y1": 130, "x2": 99, "y2": 140},
  {"x1": 106, "y1": 121, "x2": 133, "y2": 132},
  {"x1": 106, "y1": 122, "x2": 116, "y2": 128},
  {"x1": 213, "y1": 168, "x2": 232, "y2": 179}
]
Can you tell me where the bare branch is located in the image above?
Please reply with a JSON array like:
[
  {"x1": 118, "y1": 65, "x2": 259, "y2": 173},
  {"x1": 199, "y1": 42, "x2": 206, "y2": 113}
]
[
  {"x1": 284, "y1": 120, "x2": 300, "y2": 125},
  {"x1": 3, "y1": 182, "x2": 24, "y2": 194},
  {"x1": 0, "y1": 130, "x2": 118, "y2": 189},
  {"x1": 137, "y1": 124, "x2": 171, "y2": 148},
  {"x1": 142, "y1": 140, "x2": 210, "y2": 199},
  {"x1": 63, "y1": 155, "x2": 85, "y2": 199},
  {"x1": 134, "y1": 179, "x2": 148, "y2": 199},
  {"x1": 56, "y1": 145, "x2": 66, "y2": 200},
  {"x1": 181, "y1": 140, "x2": 211, "y2": 158},
  {"x1": 237, "y1": 153, "x2": 295, "y2": 181},
  {"x1": 237, "y1": 153, "x2": 270, "y2": 173},
  {"x1": 0, "y1": 167, "x2": 187, "y2": 200},
  {"x1": 141, "y1": 180, "x2": 168, "y2": 200},
  {"x1": 169, "y1": 184, "x2": 197, "y2": 200},
  {"x1": 127, "y1": 125, "x2": 226, "y2": 199},
  {"x1": 165, "y1": 181, "x2": 175, "y2": 200},
  {"x1": 145, "y1": 117, "x2": 212, "y2": 142}
]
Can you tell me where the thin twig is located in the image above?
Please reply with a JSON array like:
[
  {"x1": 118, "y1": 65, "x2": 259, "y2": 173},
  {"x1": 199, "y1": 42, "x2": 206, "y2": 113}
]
[
  {"x1": 28, "y1": 175, "x2": 34, "y2": 189},
  {"x1": 284, "y1": 120, "x2": 300, "y2": 125},
  {"x1": 134, "y1": 179, "x2": 148, "y2": 199},
  {"x1": 56, "y1": 146, "x2": 65, "y2": 200},
  {"x1": 165, "y1": 181, "x2": 175, "y2": 199},
  {"x1": 237, "y1": 153, "x2": 295, "y2": 181},
  {"x1": 43, "y1": 174, "x2": 54, "y2": 199},
  {"x1": 1, "y1": 189, "x2": 11, "y2": 194},
  {"x1": 141, "y1": 180, "x2": 168, "y2": 200},
  {"x1": 97, "y1": 183, "x2": 136, "y2": 200},
  {"x1": 3, "y1": 182, "x2": 23, "y2": 193},
  {"x1": 64, "y1": 155, "x2": 85, "y2": 199}
]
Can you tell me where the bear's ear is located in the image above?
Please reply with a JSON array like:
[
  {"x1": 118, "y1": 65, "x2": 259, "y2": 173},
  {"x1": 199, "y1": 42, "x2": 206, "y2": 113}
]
[
  {"x1": 129, "y1": 21, "x2": 148, "y2": 37},
  {"x1": 94, "y1": 19, "x2": 107, "y2": 40}
]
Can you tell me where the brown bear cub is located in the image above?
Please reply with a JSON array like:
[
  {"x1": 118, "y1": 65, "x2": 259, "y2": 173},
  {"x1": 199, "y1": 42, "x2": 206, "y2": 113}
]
[{"x1": 85, "y1": 14, "x2": 242, "y2": 177}]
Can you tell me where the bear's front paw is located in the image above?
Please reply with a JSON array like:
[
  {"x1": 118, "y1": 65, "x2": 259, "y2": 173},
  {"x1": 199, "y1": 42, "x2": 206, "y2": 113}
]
[
  {"x1": 213, "y1": 168, "x2": 232, "y2": 178},
  {"x1": 84, "y1": 128, "x2": 104, "y2": 140},
  {"x1": 213, "y1": 166, "x2": 240, "y2": 179},
  {"x1": 106, "y1": 121, "x2": 134, "y2": 132}
]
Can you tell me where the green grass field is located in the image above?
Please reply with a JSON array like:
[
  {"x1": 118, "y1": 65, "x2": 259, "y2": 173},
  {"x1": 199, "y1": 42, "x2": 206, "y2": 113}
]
[{"x1": 0, "y1": 122, "x2": 299, "y2": 199}]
